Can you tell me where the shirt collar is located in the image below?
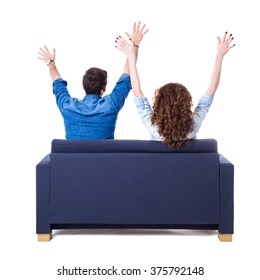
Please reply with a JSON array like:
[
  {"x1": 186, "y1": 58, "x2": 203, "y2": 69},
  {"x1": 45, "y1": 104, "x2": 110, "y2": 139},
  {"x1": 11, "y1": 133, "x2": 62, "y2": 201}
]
[{"x1": 83, "y1": 94, "x2": 101, "y2": 102}]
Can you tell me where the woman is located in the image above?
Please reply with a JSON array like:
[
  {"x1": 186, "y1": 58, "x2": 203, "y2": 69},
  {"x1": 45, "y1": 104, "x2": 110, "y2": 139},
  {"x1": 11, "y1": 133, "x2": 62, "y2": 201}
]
[{"x1": 116, "y1": 31, "x2": 235, "y2": 147}]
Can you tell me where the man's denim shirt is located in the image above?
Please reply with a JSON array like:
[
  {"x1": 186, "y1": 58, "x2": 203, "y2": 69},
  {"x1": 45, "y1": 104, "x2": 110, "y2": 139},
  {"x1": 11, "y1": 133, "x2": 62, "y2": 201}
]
[
  {"x1": 53, "y1": 73, "x2": 131, "y2": 139},
  {"x1": 134, "y1": 94, "x2": 213, "y2": 140}
]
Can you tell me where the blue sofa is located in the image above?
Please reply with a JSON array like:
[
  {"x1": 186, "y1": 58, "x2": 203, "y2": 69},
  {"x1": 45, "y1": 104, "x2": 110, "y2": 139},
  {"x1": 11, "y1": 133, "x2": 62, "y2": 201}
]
[{"x1": 36, "y1": 139, "x2": 234, "y2": 241}]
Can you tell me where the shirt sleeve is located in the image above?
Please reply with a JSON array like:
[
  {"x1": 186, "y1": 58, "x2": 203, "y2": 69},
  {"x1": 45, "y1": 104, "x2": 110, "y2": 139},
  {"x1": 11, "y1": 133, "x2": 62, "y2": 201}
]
[
  {"x1": 192, "y1": 94, "x2": 214, "y2": 134},
  {"x1": 134, "y1": 96, "x2": 162, "y2": 140},
  {"x1": 52, "y1": 78, "x2": 71, "y2": 112},
  {"x1": 109, "y1": 73, "x2": 131, "y2": 112}
]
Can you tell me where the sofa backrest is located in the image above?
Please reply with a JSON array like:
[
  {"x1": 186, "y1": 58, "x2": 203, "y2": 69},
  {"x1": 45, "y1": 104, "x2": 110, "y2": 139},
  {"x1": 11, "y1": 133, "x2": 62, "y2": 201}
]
[
  {"x1": 51, "y1": 139, "x2": 218, "y2": 153},
  {"x1": 49, "y1": 139, "x2": 220, "y2": 225},
  {"x1": 47, "y1": 139, "x2": 219, "y2": 224}
]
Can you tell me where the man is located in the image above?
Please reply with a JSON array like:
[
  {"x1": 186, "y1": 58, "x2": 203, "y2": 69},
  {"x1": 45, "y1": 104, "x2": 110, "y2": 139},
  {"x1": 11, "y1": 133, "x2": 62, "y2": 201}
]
[{"x1": 38, "y1": 22, "x2": 148, "y2": 139}]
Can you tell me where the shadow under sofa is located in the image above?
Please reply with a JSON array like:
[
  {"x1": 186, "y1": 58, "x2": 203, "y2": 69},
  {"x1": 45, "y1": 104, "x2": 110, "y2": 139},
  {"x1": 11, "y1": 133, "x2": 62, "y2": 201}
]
[{"x1": 36, "y1": 139, "x2": 234, "y2": 242}]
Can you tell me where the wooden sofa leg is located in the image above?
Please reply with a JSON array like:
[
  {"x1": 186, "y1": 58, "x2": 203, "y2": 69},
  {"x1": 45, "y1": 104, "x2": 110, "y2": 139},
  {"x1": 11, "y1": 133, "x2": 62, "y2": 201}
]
[
  {"x1": 218, "y1": 233, "x2": 232, "y2": 242},
  {"x1": 38, "y1": 233, "x2": 52, "y2": 242}
]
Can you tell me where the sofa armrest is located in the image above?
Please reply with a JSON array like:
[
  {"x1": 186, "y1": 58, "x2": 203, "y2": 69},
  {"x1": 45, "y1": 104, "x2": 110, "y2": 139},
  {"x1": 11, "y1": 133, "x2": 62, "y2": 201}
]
[
  {"x1": 36, "y1": 154, "x2": 51, "y2": 234},
  {"x1": 219, "y1": 154, "x2": 234, "y2": 234}
]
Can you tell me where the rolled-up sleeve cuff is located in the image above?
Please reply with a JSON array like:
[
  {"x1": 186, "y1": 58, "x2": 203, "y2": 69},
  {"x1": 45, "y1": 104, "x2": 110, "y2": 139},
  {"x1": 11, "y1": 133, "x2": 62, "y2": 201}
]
[
  {"x1": 52, "y1": 78, "x2": 68, "y2": 95},
  {"x1": 118, "y1": 73, "x2": 131, "y2": 83},
  {"x1": 53, "y1": 78, "x2": 67, "y2": 87},
  {"x1": 134, "y1": 96, "x2": 151, "y2": 110},
  {"x1": 200, "y1": 94, "x2": 214, "y2": 107}
]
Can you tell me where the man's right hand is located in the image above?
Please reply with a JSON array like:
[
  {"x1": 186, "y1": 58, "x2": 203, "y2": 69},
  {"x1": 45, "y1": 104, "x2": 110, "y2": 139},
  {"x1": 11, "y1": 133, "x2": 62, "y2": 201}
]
[{"x1": 126, "y1": 21, "x2": 149, "y2": 47}]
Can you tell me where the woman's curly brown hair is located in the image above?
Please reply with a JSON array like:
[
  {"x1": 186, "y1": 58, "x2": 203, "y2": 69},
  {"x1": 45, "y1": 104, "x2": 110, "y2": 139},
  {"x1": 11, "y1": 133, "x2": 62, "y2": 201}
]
[{"x1": 151, "y1": 83, "x2": 193, "y2": 147}]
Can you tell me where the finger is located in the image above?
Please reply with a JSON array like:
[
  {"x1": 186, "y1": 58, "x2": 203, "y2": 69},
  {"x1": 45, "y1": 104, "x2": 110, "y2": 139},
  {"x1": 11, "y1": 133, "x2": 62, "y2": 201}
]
[
  {"x1": 53, "y1": 48, "x2": 56, "y2": 58},
  {"x1": 133, "y1": 22, "x2": 136, "y2": 33},
  {"x1": 39, "y1": 48, "x2": 46, "y2": 54},
  {"x1": 115, "y1": 36, "x2": 127, "y2": 48},
  {"x1": 115, "y1": 44, "x2": 123, "y2": 51},
  {"x1": 115, "y1": 42, "x2": 123, "y2": 50},
  {"x1": 38, "y1": 51, "x2": 45, "y2": 57},
  {"x1": 119, "y1": 40, "x2": 127, "y2": 47},
  {"x1": 227, "y1": 34, "x2": 233, "y2": 44},
  {"x1": 217, "y1": 37, "x2": 221, "y2": 44},
  {"x1": 140, "y1": 24, "x2": 146, "y2": 32},
  {"x1": 116, "y1": 36, "x2": 125, "y2": 43},
  {"x1": 125, "y1": 32, "x2": 133, "y2": 43},
  {"x1": 137, "y1": 21, "x2": 141, "y2": 31},
  {"x1": 228, "y1": 43, "x2": 236, "y2": 50},
  {"x1": 143, "y1": 28, "x2": 149, "y2": 35},
  {"x1": 222, "y1": 31, "x2": 228, "y2": 42},
  {"x1": 44, "y1": 45, "x2": 50, "y2": 54},
  {"x1": 115, "y1": 39, "x2": 127, "y2": 51},
  {"x1": 115, "y1": 38, "x2": 121, "y2": 45},
  {"x1": 125, "y1": 32, "x2": 131, "y2": 40}
]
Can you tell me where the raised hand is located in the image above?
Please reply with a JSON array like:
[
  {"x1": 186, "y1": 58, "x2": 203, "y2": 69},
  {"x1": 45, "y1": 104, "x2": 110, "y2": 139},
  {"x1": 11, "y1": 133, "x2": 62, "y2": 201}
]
[
  {"x1": 126, "y1": 21, "x2": 149, "y2": 47},
  {"x1": 38, "y1": 45, "x2": 60, "y2": 81},
  {"x1": 217, "y1": 32, "x2": 235, "y2": 57},
  {"x1": 115, "y1": 35, "x2": 143, "y2": 97},
  {"x1": 115, "y1": 35, "x2": 135, "y2": 57},
  {"x1": 206, "y1": 31, "x2": 236, "y2": 97},
  {"x1": 38, "y1": 46, "x2": 56, "y2": 64}
]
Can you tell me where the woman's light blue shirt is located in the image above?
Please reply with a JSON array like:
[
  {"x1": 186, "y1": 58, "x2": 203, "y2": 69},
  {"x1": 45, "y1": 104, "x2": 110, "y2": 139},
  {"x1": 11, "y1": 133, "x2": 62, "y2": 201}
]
[{"x1": 134, "y1": 94, "x2": 213, "y2": 140}]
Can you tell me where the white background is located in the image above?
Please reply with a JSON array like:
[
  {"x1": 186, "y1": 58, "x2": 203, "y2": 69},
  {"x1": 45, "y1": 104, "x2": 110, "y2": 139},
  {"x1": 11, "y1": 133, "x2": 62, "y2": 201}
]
[{"x1": 1, "y1": 0, "x2": 260, "y2": 279}]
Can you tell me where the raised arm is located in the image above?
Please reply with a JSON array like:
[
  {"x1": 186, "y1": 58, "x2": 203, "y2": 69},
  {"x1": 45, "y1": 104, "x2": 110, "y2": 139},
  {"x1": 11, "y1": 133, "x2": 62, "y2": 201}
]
[
  {"x1": 38, "y1": 46, "x2": 61, "y2": 82},
  {"x1": 123, "y1": 22, "x2": 149, "y2": 74},
  {"x1": 206, "y1": 32, "x2": 235, "y2": 97},
  {"x1": 116, "y1": 36, "x2": 144, "y2": 97}
]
